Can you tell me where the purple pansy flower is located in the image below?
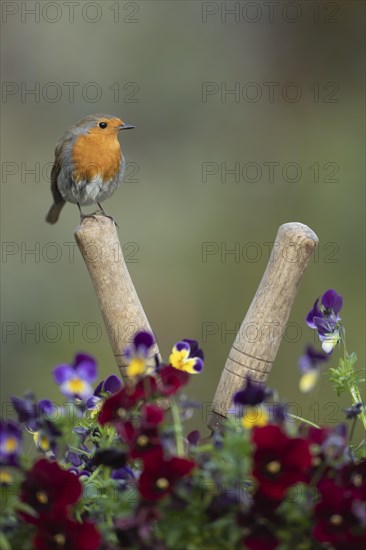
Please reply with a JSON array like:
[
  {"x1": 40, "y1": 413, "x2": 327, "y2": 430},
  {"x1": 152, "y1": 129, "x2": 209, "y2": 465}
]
[
  {"x1": 125, "y1": 331, "x2": 156, "y2": 377},
  {"x1": 298, "y1": 345, "x2": 329, "y2": 393},
  {"x1": 232, "y1": 377, "x2": 272, "y2": 429},
  {"x1": 187, "y1": 430, "x2": 201, "y2": 446},
  {"x1": 321, "y1": 289, "x2": 343, "y2": 317},
  {"x1": 306, "y1": 289, "x2": 343, "y2": 328},
  {"x1": 11, "y1": 394, "x2": 60, "y2": 457},
  {"x1": 308, "y1": 424, "x2": 348, "y2": 467},
  {"x1": 53, "y1": 353, "x2": 98, "y2": 400},
  {"x1": 32, "y1": 420, "x2": 61, "y2": 457},
  {"x1": 65, "y1": 435, "x2": 93, "y2": 476},
  {"x1": 111, "y1": 466, "x2": 135, "y2": 481},
  {"x1": 66, "y1": 450, "x2": 84, "y2": 467},
  {"x1": 266, "y1": 402, "x2": 288, "y2": 424},
  {"x1": 68, "y1": 467, "x2": 91, "y2": 479},
  {"x1": 0, "y1": 420, "x2": 22, "y2": 466},
  {"x1": 298, "y1": 345, "x2": 329, "y2": 373},
  {"x1": 306, "y1": 289, "x2": 343, "y2": 353},
  {"x1": 233, "y1": 376, "x2": 271, "y2": 406},
  {"x1": 86, "y1": 375, "x2": 122, "y2": 411},
  {"x1": 73, "y1": 426, "x2": 90, "y2": 453},
  {"x1": 343, "y1": 403, "x2": 363, "y2": 420},
  {"x1": 11, "y1": 393, "x2": 55, "y2": 432},
  {"x1": 169, "y1": 339, "x2": 204, "y2": 374},
  {"x1": 111, "y1": 466, "x2": 136, "y2": 492}
]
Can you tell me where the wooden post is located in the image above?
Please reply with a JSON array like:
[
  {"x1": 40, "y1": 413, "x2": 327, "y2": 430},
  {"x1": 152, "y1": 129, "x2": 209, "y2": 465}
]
[
  {"x1": 74, "y1": 216, "x2": 161, "y2": 381},
  {"x1": 208, "y1": 222, "x2": 318, "y2": 429}
]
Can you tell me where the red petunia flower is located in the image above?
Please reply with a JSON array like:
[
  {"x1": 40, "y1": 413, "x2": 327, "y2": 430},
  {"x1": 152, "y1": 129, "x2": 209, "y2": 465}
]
[
  {"x1": 339, "y1": 459, "x2": 366, "y2": 502},
  {"x1": 238, "y1": 498, "x2": 280, "y2": 550},
  {"x1": 138, "y1": 447, "x2": 195, "y2": 501},
  {"x1": 157, "y1": 365, "x2": 189, "y2": 396},
  {"x1": 117, "y1": 404, "x2": 164, "y2": 459},
  {"x1": 313, "y1": 478, "x2": 366, "y2": 549},
  {"x1": 243, "y1": 529, "x2": 279, "y2": 550},
  {"x1": 20, "y1": 459, "x2": 82, "y2": 516},
  {"x1": 306, "y1": 425, "x2": 347, "y2": 470},
  {"x1": 98, "y1": 377, "x2": 157, "y2": 426},
  {"x1": 251, "y1": 425, "x2": 311, "y2": 501},
  {"x1": 23, "y1": 513, "x2": 100, "y2": 550},
  {"x1": 115, "y1": 503, "x2": 161, "y2": 548}
]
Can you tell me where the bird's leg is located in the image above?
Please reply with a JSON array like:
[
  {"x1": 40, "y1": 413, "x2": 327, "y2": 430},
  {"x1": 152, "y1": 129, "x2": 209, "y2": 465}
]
[
  {"x1": 77, "y1": 203, "x2": 98, "y2": 223},
  {"x1": 97, "y1": 203, "x2": 118, "y2": 227}
]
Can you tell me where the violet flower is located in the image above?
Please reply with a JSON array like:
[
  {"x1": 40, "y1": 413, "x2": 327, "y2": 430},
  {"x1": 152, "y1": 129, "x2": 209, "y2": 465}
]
[
  {"x1": 306, "y1": 289, "x2": 343, "y2": 353},
  {"x1": 11, "y1": 393, "x2": 55, "y2": 432},
  {"x1": 169, "y1": 339, "x2": 204, "y2": 374},
  {"x1": 0, "y1": 420, "x2": 22, "y2": 466},
  {"x1": 125, "y1": 331, "x2": 155, "y2": 377},
  {"x1": 343, "y1": 403, "x2": 363, "y2": 420},
  {"x1": 233, "y1": 376, "x2": 272, "y2": 429},
  {"x1": 234, "y1": 376, "x2": 271, "y2": 406},
  {"x1": 86, "y1": 374, "x2": 122, "y2": 412},
  {"x1": 298, "y1": 345, "x2": 329, "y2": 393},
  {"x1": 53, "y1": 353, "x2": 98, "y2": 400}
]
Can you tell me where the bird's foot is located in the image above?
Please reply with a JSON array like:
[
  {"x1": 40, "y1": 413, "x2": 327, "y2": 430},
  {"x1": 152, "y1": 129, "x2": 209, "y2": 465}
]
[
  {"x1": 80, "y1": 212, "x2": 99, "y2": 223},
  {"x1": 78, "y1": 203, "x2": 100, "y2": 223},
  {"x1": 96, "y1": 204, "x2": 119, "y2": 227},
  {"x1": 105, "y1": 215, "x2": 118, "y2": 228}
]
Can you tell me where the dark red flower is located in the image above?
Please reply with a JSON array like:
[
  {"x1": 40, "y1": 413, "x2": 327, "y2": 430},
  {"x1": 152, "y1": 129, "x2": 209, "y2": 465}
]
[
  {"x1": 243, "y1": 529, "x2": 279, "y2": 550},
  {"x1": 138, "y1": 447, "x2": 195, "y2": 501},
  {"x1": 98, "y1": 377, "x2": 157, "y2": 426},
  {"x1": 207, "y1": 489, "x2": 241, "y2": 521},
  {"x1": 339, "y1": 459, "x2": 366, "y2": 501},
  {"x1": 117, "y1": 404, "x2": 164, "y2": 459},
  {"x1": 157, "y1": 365, "x2": 189, "y2": 396},
  {"x1": 187, "y1": 430, "x2": 201, "y2": 446},
  {"x1": 141, "y1": 403, "x2": 165, "y2": 426},
  {"x1": 23, "y1": 513, "x2": 100, "y2": 550},
  {"x1": 251, "y1": 425, "x2": 311, "y2": 501},
  {"x1": 115, "y1": 503, "x2": 161, "y2": 548},
  {"x1": 237, "y1": 493, "x2": 281, "y2": 549},
  {"x1": 313, "y1": 478, "x2": 366, "y2": 549},
  {"x1": 20, "y1": 459, "x2": 82, "y2": 516},
  {"x1": 307, "y1": 425, "x2": 347, "y2": 469},
  {"x1": 250, "y1": 492, "x2": 281, "y2": 517}
]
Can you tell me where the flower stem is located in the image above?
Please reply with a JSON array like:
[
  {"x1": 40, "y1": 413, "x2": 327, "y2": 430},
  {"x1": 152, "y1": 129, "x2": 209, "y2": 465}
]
[
  {"x1": 349, "y1": 417, "x2": 357, "y2": 444},
  {"x1": 348, "y1": 384, "x2": 366, "y2": 430},
  {"x1": 85, "y1": 465, "x2": 102, "y2": 484},
  {"x1": 288, "y1": 413, "x2": 320, "y2": 429},
  {"x1": 171, "y1": 398, "x2": 184, "y2": 457},
  {"x1": 342, "y1": 330, "x2": 366, "y2": 430}
]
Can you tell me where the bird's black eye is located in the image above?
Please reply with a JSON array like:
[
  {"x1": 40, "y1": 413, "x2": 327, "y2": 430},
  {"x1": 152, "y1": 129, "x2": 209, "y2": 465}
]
[{"x1": 99, "y1": 122, "x2": 108, "y2": 129}]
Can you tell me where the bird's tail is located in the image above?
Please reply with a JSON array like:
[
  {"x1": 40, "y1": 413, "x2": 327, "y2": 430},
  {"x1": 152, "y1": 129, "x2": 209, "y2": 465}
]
[{"x1": 45, "y1": 201, "x2": 65, "y2": 224}]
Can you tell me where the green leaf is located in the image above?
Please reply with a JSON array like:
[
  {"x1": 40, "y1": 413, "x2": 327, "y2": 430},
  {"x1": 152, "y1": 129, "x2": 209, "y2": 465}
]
[
  {"x1": 346, "y1": 352, "x2": 357, "y2": 367},
  {"x1": 0, "y1": 532, "x2": 11, "y2": 550}
]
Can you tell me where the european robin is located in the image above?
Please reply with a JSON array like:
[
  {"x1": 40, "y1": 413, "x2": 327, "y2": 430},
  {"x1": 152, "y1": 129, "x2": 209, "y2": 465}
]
[{"x1": 45, "y1": 113, "x2": 135, "y2": 224}]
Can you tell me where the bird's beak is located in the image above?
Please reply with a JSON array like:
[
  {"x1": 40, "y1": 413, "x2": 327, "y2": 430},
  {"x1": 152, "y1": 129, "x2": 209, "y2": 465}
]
[{"x1": 118, "y1": 123, "x2": 135, "y2": 131}]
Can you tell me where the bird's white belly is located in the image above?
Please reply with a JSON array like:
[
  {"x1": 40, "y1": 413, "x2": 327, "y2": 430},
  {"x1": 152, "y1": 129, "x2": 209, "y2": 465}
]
[{"x1": 57, "y1": 157, "x2": 125, "y2": 206}]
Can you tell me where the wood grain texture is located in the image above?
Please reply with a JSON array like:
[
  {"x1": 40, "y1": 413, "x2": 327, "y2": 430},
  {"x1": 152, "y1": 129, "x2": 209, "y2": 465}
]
[
  {"x1": 210, "y1": 222, "x2": 318, "y2": 423},
  {"x1": 74, "y1": 216, "x2": 161, "y2": 380}
]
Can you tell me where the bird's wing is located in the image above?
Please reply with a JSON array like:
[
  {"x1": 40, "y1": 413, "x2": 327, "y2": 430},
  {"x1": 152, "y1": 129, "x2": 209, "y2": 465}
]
[
  {"x1": 50, "y1": 136, "x2": 74, "y2": 203},
  {"x1": 50, "y1": 145, "x2": 64, "y2": 205}
]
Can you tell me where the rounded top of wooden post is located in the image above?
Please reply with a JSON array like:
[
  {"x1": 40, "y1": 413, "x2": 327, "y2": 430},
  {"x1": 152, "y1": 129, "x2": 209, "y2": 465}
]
[
  {"x1": 278, "y1": 222, "x2": 318, "y2": 245},
  {"x1": 74, "y1": 215, "x2": 117, "y2": 240}
]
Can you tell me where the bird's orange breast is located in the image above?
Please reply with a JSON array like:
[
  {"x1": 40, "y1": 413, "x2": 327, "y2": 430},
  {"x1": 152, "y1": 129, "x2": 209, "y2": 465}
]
[{"x1": 71, "y1": 133, "x2": 121, "y2": 183}]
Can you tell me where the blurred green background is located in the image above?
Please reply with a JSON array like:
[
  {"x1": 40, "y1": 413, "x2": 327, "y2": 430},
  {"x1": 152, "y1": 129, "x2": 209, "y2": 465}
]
[{"x1": 1, "y1": 1, "x2": 364, "y2": 436}]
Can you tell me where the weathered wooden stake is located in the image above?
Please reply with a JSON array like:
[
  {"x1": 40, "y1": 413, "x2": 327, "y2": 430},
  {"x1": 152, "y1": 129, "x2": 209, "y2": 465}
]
[
  {"x1": 208, "y1": 222, "x2": 318, "y2": 429},
  {"x1": 74, "y1": 216, "x2": 161, "y2": 380}
]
